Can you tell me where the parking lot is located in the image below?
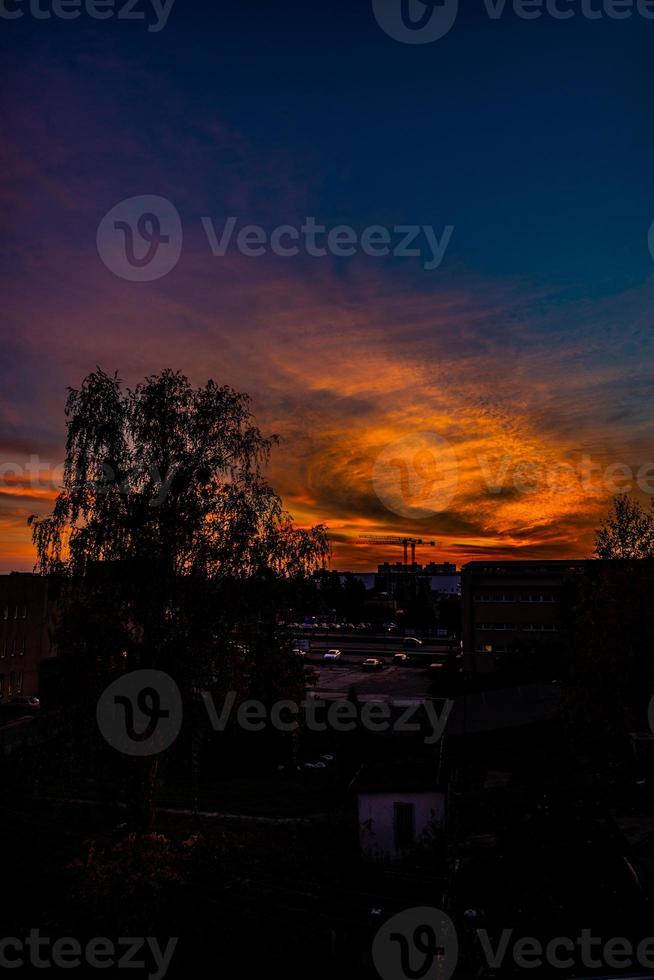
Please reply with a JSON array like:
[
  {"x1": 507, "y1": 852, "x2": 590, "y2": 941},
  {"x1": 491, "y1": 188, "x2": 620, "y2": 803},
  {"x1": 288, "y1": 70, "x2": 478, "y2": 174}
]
[{"x1": 310, "y1": 664, "x2": 434, "y2": 701}]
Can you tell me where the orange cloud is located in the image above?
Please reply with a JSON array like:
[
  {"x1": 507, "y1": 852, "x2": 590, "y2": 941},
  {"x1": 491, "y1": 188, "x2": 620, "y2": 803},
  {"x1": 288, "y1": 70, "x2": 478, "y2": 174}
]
[{"x1": 2, "y1": 201, "x2": 654, "y2": 572}]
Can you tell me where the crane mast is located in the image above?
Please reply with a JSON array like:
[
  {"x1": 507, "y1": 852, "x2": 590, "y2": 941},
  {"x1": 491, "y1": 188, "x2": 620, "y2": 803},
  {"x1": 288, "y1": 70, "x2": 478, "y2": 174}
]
[{"x1": 358, "y1": 535, "x2": 437, "y2": 570}]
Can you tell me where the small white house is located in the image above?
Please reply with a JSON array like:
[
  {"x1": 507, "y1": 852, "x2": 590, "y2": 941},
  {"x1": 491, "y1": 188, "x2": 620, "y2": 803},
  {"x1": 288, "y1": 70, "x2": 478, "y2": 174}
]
[{"x1": 357, "y1": 761, "x2": 445, "y2": 861}]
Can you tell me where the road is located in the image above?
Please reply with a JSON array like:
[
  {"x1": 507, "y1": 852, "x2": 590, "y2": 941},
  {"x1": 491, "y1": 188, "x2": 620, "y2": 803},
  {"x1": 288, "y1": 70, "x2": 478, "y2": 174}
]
[{"x1": 291, "y1": 629, "x2": 457, "y2": 661}]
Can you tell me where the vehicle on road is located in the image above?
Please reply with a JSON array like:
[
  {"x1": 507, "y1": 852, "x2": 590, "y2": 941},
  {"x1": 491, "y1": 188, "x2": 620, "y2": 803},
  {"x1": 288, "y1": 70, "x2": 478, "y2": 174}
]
[
  {"x1": 323, "y1": 649, "x2": 342, "y2": 662},
  {"x1": 392, "y1": 653, "x2": 409, "y2": 664},
  {"x1": 403, "y1": 636, "x2": 423, "y2": 648},
  {"x1": 362, "y1": 658, "x2": 383, "y2": 671}
]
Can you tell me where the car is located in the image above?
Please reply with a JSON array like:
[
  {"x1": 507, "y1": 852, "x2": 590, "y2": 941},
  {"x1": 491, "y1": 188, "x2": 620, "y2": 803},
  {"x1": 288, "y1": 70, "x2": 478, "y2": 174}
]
[
  {"x1": 292, "y1": 648, "x2": 306, "y2": 657},
  {"x1": 323, "y1": 649, "x2": 342, "y2": 662},
  {"x1": 6, "y1": 695, "x2": 41, "y2": 711},
  {"x1": 362, "y1": 658, "x2": 383, "y2": 671},
  {"x1": 428, "y1": 662, "x2": 446, "y2": 674},
  {"x1": 382, "y1": 622, "x2": 397, "y2": 632},
  {"x1": 392, "y1": 653, "x2": 409, "y2": 664},
  {"x1": 403, "y1": 636, "x2": 423, "y2": 648}
]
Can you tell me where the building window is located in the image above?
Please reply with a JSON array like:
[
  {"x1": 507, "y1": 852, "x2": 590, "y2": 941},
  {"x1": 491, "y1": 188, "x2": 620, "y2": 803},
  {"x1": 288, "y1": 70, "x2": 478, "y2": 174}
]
[
  {"x1": 0, "y1": 675, "x2": 4, "y2": 699},
  {"x1": 2, "y1": 606, "x2": 7, "y2": 621},
  {"x1": 10, "y1": 639, "x2": 16, "y2": 657},
  {"x1": 13, "y1": 606, "x2": 18, "y2": 620},
  {"x1": 394, "y1": 802, "x2": 415, "y2": 850},
  {"x1": 21, "y1": 605, "x2": 27, "y2": 620},
  {"x1": 16, "y1": 671, "x2": 22, "y2": 695},
  {"x1": 19, "y1": 638, "x2": 25, "y2": 656},
  {"x1": 0, "y1": 640, "x2": 5, "y2": 660},
  {"x1": 8, "y1": 672, "x2": 14, "y2": 697}
]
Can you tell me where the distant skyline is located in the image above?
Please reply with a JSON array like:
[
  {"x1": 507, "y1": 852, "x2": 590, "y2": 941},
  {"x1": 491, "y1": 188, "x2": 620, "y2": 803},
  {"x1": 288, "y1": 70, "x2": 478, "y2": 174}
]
[{"x1": 2, "y1": 1, "x2": 654, "y2": 573}]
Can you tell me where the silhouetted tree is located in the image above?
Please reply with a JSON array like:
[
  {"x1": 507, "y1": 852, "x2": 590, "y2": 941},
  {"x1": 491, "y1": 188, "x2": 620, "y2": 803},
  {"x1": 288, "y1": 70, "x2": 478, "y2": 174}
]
[
  {"x1": 595, "y1": 494, "x2": 654, "y2": 558},
  {"x1": 562, "y1": 496, "x2": 654, "y2": 750},
  {"x1": 30, "y1": 368, "x2": 329, "y2": 827}
]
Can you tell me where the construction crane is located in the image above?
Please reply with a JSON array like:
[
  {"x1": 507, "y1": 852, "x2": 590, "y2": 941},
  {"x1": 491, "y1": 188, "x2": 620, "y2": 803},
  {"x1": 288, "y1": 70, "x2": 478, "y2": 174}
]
[{"x1": 358, "y1": 535, "x2": 437, "y2": 568}]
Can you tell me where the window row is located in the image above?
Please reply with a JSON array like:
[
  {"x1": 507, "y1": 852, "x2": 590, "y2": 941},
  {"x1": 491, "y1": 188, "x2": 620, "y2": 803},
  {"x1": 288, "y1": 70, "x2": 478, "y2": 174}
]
[
  {"x1": 474, "y1": 593, "x2": 556, "y2": 603},
  {"x1": 0, "y1": 638, "x2": 26, "y2": 658},
  {"x1": 0, "y1": 671, "x2": 23, "y2": 699},
  {"x1": 2, "y1": 605, "x2": 28, "y2": 620},
  {"x1": 476, "y1": 622, "x2": 559, "y2": 632}
]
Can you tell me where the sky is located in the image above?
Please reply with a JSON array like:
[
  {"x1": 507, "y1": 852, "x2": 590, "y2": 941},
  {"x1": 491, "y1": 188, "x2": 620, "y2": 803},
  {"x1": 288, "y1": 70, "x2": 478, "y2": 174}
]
[{"x1": 2, "y1": 0, "x2": 654, "y2": 572}]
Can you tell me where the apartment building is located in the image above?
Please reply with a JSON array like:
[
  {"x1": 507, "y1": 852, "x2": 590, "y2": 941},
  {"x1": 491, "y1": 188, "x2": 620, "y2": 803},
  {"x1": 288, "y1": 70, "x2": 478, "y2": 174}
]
[
  {"x1": 461, "y1": 560, "x2": 589, "y2": 674},
  {"x1": 0, "y1": 573, "x2": 56, "y2": 701}
]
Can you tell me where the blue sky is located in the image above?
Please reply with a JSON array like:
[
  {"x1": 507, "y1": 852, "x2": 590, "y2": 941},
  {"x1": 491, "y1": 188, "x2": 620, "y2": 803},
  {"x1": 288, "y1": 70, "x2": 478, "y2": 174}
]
[{"x1": 2, "y1": 0, "x2": 654, "y2": 569}]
